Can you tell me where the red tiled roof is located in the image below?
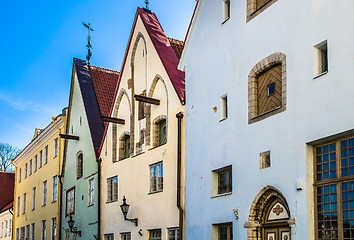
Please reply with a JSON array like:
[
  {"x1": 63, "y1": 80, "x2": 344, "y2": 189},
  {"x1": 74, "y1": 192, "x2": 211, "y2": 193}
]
[
  {"x1": 137, "y1": 7, "x2": 185, "y2": 104},
  {"x1": 0, "y1": 172, "x2": 14, "y2": 212},
  {"x1": 168, "y1": 38, "x2": 184, "y2": 60},
  {"x1": 89, "y1": 66, "x2": 120, "y2": 118}
]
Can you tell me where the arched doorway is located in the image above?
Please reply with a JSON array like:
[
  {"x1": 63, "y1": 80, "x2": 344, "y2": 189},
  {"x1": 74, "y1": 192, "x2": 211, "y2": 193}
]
[{"x1": 244, "y1": 186, "x2": 295, "y2": 240}]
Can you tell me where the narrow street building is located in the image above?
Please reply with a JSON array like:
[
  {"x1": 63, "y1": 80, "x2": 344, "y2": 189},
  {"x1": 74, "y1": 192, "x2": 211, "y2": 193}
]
[
  {"x1": 99, "y1": 7, "x2": 185, "y2": 240},
  {"x1": 60, "y1": 58, "x2": 119, "y2": 240},
  {"x1": 12, "y1": 110, "x2": 67, "y2": 240},
  {"x1": 178, "y1": 0, "x2": 354, "y2": 239}
]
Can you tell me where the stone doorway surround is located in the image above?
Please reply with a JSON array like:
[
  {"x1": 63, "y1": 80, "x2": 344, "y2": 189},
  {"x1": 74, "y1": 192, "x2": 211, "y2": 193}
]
[{"x1": 244, "y1": 186, "x2": 296, "y2": 240}]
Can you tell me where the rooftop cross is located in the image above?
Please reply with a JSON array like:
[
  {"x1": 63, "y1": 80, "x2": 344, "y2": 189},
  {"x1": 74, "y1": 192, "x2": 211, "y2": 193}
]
[{"x1": 82, "y1": 22, "x2": 94, "y2": 64}]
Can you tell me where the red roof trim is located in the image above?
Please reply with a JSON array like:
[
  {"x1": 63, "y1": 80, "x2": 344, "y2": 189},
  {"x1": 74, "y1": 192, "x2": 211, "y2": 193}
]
[{"x1": 183, "y1": 0, "x2": 200, "y2": 44}]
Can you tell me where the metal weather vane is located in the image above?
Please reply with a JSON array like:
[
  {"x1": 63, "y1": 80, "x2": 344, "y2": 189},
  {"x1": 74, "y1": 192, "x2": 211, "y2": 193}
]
[
  {"x1": 82, "y1": 22, "x2": 94, "y2": 64},
  {"x1": 144, "y1": 0, "x2": 149, "y2": 10}
]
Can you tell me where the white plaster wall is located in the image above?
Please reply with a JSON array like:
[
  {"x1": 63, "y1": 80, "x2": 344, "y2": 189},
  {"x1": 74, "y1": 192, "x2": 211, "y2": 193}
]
[
  {"x1": 180, "y1": 0, "x2": 354, "y2": 239},
  {"x1": 0, "y1": 211, "x2": 12, "y2": 240},
  {"x1": 101, "y1": 15, "x2": 185, "y2": 240}
]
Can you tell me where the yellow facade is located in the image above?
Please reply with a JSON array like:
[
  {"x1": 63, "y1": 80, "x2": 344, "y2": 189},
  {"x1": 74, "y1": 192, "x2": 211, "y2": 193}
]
[{"x1": 13, "y1": 110, "x2": 67, "y2": 240}]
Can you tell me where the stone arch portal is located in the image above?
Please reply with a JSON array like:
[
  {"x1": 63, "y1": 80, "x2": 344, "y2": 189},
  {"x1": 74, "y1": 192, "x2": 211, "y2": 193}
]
[{"x1": 244, "y1": 186, "x2": 295, "y2": 240}]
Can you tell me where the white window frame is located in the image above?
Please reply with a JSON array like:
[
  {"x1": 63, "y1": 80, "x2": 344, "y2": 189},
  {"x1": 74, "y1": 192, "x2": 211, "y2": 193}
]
[
  {"x1": 23, "y1": 193, "x2": 26, "y2": 214},
  {"x1": 168, "y1": 228, "x2": 179, "y2": 240},
  {"x1": 51, "y1": 218, "x2": 56, "y2": 240},
  {"x1": 42, "y1": 181, "x2": 47, "y2": 206},
  {"x1": 41, "y1": 220, "x2": 46, "y2": 240},
  {"x1": 39, "y1": 150, "x2": 43, "y2": 168},
  {"x1": 222, "y1": 0, "x2": 230, "y2": 23},
  {"x1": 24, "y1": 163, "x2": 28, "y2": 179},
  {"x1": 150, "y1": 162, "x2": 163, "y2": 193},
  {"x1": 17, "y1": 196, "x2": 20, "y2": 216},
  {"x1": 29, "y1": 159, "x2": 32, "y2": 176},
  {"x1": 54, "y1": 138, "x2": 58, "y2": 158},
  {"x1": 121, "y1": 232, "x2": 131, "y2": 240},
  {"x1": 18, "y1": 168, "x2": 21, "y2": 183},
  {"x1": 88, "y1": 178, "x2": 95, "y2": 206},
  {"x1": 220, "y1": 95, "x2": 228, "y2": 121},
  {"x1": 314, "y1": 40, "x2": 328, "y2": 78},
  {"x1": 32, "y1": 187, "x2": 36, "y2": 210},
  {"x1": 107, "y1": 176, "x2": 118, "y2": 202},
  {"x1": 44, "y1": 145, "x2": 48, "y2": 164},
  {"x1": 34, "y1": 155, "x2": 38, "y2": 172},
  {"x1": 53, "y1": 176, "x2": 58, "y2": 202},
  {"x1": 25, "y1": 225, "x2": 29, "y2": 240}
]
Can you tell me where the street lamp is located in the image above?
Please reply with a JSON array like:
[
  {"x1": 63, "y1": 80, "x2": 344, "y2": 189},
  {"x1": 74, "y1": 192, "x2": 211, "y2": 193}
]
[
  {"x1": 120, "y1": 196, "x2": 138, "y2": 226},
  {"x1": 67, "y1": 214, "x2": 81, "y2": 237}
]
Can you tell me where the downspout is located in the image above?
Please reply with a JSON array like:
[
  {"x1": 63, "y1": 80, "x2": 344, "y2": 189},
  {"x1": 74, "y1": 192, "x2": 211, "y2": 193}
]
[
  {"x1": 96, "y1": 157, "x2": 102, "y2": 240},
  {"x1": 11, "y1": 159, "x2": 17, "y2": 240},
  {"x1": 51, "y1": 117, "x2": 62, "y2": 240},
  {"x1": 176, "y1": 112, "x2": 184, "y2": 240}
]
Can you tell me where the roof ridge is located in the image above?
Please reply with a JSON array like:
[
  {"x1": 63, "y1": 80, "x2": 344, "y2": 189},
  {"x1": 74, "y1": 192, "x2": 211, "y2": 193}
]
[
  {"x1": 89, "y1": 65, "x2": 120, "y2": 74},
  {"x1": 167, "y1": 37, "x2": 184, "y2": 43}
]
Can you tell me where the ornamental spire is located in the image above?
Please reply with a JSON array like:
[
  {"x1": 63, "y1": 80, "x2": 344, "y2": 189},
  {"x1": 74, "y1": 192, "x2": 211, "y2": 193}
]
[{"x1": 82, "y1": 22, "x2": 94, "y2": 65}]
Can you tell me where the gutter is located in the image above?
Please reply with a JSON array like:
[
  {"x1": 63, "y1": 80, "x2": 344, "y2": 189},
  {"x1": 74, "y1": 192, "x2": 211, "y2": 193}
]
[
  {"x1": 11, "y1": 160, "x2": 17, "y2": 240},
  {"x1": 96, "y1": 157, "x2": 102, "y2": 240},
  {"x1": 52, "y1": 117, "x2": 62, "y2": 240},
  {"x1": 176, "y1": 112, "x2": 184, "y2": 240}
]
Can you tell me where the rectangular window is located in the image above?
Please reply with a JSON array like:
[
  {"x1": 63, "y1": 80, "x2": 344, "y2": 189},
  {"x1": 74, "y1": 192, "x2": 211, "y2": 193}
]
[
  {"x1": 42, "y1": 181, "x2": 47, "y2": 206},
  {"x1": 24, "y1": 163, "x2": 28, "y2": 179},
  {"x1": 149, "y1": 229, "x2": 161, "y2": 240},
  {"x1": 107, "y1": 176, "x2": 118, "y2": 202},
  {"x1": 218, "y1": 223, "x2": 233, "y2": 240},
  {"x1": 54, "y1": 138, "x2": 58, "y2": 158},
  {"x1": 314, "y1": 136, "x2": 354, "y2": 239},
  {"x1": 20, "y1": 227, "x2": 25, "y2": 240},
  {"x1": 31, "y1": 223, "x2": 35, "y2": 240},
  {"x1": 39, "y1": 150, "x2": 43, "y2": 168},
  {"x1": 4, "y1": 220, "x2": 7, "y2": 237},
  {"x1": 222, "y1": 0, "x2": 230, "y2": 22},
  {"x1": 29, "y1": 160, "x2": 32, "y2": 176},
  {"x1": 23, "y1": 193, "x2": 26, "y2": 214},
  {"x1": 17, "y1": 196, "x2": 20, "y2": 216},
  {"x1": 53, "y1": 176, "x2": 58, "y2": 202},
  {"x1": 88, "y1": 178, "x2": 95, "y2": 206},
  {"x1": 150, "y1": 162, "x2": 163, "y2": 193},
  {"x1": 3, "y1": 221, "x2": 5, "y2": 237},
  {"x1": 259, "y1": 151, "x2": 271, "y2": 169},
  {"x1": 168, "y1": 228, "x2": 179, "y2": 240},
  {"x1": 19, "y1": 168, "x2": 21, "y2": 183},
  {"x1": 45, "y1": 145, "x2": 48, "y2": 165},
  {"x1": 51, "y1": 218, "x2": 56, "y2": 240},
  {"x1": 41, "y1": 220, "x2": 46, "y2": 240},
  {"x1": 34, "y1": 155, "x2": 38, "y2": 172},
  {"x1": 314, "y1": 40, "x2": 328, "y2": 77},
  {"x1": 32, "y1": 187, "x2": 36, "y2": 210},
  {"x1": 1, "y1": 221, "x2": 3, "y2": 237},
  {"x1": 64, "y1": 229, "x2": 70, "y2": 240},
  {"x1": 104, "y1": 233, "x2": 114, "y2": 240},
  {"x1": 121, "y1": 232, "x2": 130, "y2": 240},
  {"x1": 66, "y1": 187, "x2": 75, "y2": 215},
  {"x1": 220, "y1": 95, "x2": 228, "y2": 121},
  {"x1": 16, "y1": 228, "x2": 19, "y2": 240},
  {"x1": 8, "y1": 220, "x2": 11, "y2": 237},
  {"x1": 25, "y1": 225, "x2": 29, "y2": 240},
  {"x1": 216, "y1": 166, "x2": 232, "y2": 194}
]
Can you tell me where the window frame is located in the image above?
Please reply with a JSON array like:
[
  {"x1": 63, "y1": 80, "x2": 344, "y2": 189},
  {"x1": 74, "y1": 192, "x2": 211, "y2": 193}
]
[
  {"x1": 220, "y1": 95, "x2": 228, "y2": 121},
  {"x1": 42, "y1": 181, "x2": 47, "y2": 206},
  {"x1": 88, "y1": 178, "x2": 95, "y2": 206},
  {"x1": 44, "y1": 145, "x2": 48, "y2": 165},
  {"x1": 41, "y1": 220, "x2": 46, "y2": 240},
  {"x1": 76, "y1": 152, "x2": 83, "y2": 179},
  {"x1": 107, "y1": 176, "x2": 118, "y2": 203},
  {"x1": 314, "y1": 40, "x2": 328, "y2": 78},
  {"x1": 52, "y1": 176, "x2": 58, "y2": 202},
  {"x1": 217, "y1": 167, "x2": 232, "y2": 195},
  {"x1": 32, "y1": 187, "x2": 36, "y2": 210},
  {"x1": 148, "y1": 229, "x2": 162, "y2": 240},
  {"x1": 222, "y1": 0, "x2": 230, "y2": 23},
  {"x1": 66, "y1": 187, "x2": 75, "y2": 216},
  {"x1": 54, "y1": 138, "x2": 58, "y2": 158},
  {"x1": 168, "y1": 228, "x2": 179, "y2": 240},
  {"x1": 313, "y1": 135, "x2": 354, "y2": 239},
  {"x1": 150, "y1": 162, "x2": 163, "y2": 193},
  {"x1": 39, "y1": 150, "x2": 43, "y2": 169},
  {"x1": 218, "y1": 222, "x2": 233, "y2": 240},
  {"x1": 22, "y1": 193, "x2": 26, "y2": 214},
  {"x1": 246, "y1": 0, "x2": 278, "y2": 22},
  {"x1": 51, "y1": 218, "x2": 56, "y2": 240}
]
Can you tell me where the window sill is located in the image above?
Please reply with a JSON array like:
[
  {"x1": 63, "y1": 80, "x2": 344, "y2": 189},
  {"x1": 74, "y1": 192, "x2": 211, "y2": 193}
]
[
  {"x1": 88, "y1": 203, "x2": 94, "y2": 207},
  {"x1": 222, "y1": 17, "x2": 230, "y2": 24},
  {"x1": 106, "y1": 200, "x2": 118, "y2": 204},
  {"x1": 211, "y1": 192, "x2": 232, "y2": 199},
  {"x1": 148, "y1": 190, "x2": 163, "y2": 195},
  {"x1": 51, "y1": 200, "x2": 57, "y2": 204},
  {"x1": 313, "y1": 71, "x2": 328, "y2": 79}
]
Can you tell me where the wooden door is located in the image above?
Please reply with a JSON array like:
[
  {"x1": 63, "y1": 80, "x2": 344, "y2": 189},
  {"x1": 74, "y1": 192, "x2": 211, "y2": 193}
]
[{"x1": 264, "y1": 227, "x2": 290, "y2": 240}]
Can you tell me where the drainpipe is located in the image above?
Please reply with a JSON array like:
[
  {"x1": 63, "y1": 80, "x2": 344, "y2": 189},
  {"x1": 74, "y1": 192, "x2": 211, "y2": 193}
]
[
  {"x1": 96, "y1": 157, "x2": 102, "y2": 240},
  {"x1": 176, "y1": 112, "x2": 184, "y2": 240},
  {"x1": 51, "y1": 117, "x2": 62, "y2": 240},
  {"x1": 11, "y1": 159, "x2": 17, "y2": 240}
]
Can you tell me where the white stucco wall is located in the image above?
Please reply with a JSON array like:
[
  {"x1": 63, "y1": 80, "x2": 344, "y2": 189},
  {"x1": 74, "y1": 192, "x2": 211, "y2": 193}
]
[
  {"x1": 0, "y1": 211, "x2": 12, "y2": 240},
  {"x1": 180, "y1": 0, "x2": 354, "y2": 239}
]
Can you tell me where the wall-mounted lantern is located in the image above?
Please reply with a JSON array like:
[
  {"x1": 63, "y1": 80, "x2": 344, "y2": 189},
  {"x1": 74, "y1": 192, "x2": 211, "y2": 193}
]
[
  {"x1": 67, "y1": 214, "x2": 82, "y2": 237},
  {"x1": 120, "y1": 196, "x2": 138, "y2": 226}
]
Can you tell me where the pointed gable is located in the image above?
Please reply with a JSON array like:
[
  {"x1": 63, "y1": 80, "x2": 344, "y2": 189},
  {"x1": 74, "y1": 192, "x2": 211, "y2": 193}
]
[
  {"x1": 72, "y1": 58, "x2": 119, "y2": 156},
  {"x1": 137, "y1": 8, "x2": 185, "y2": 104}
]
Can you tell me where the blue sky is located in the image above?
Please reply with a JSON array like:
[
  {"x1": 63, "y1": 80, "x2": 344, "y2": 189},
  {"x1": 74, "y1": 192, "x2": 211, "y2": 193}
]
[{"x1": 0, "y1": 0, "x2": 196, "y2": 149}]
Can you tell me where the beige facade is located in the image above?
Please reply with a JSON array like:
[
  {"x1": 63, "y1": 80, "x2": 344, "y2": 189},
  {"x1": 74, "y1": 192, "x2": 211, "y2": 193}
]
[
  {"x1": 100, "y1": 8, "x2": 186, "y2": 240},
  {"x1": 13, "y1": 110, "x2": 67, "y2": 240}
]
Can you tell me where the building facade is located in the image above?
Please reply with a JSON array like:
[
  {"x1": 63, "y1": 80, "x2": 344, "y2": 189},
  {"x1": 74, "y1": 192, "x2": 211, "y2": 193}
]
[
  {"x1": 13, "y1": 110, "x2": 67, "y2": 240},
  {"x1": 179, "y1": 0, "x2": 354, "y2": 239},
  {"x1": 0, "y1": 172, "x2": 14, "y2": 240},
  {"x1": 100, "y1": 7, "x2": 185, "y2": 240},
  {"x1": 60, "y1": 58, "x2": 119, "y2": 240}
]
